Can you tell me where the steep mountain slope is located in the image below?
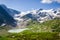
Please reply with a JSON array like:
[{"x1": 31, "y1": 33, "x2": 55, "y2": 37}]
[
  {"x1": 0, "y1": 4, "x2": 20, "y2": 27},
  {"x1": 8, "y1": 8, "x2": 20, "y2": 17},
  {"x1": 26, "y1": 18, "x2": 60, "y2": 32},
  {"x1": 7, "y1": 17, "x2": 60, "y2": 33}
]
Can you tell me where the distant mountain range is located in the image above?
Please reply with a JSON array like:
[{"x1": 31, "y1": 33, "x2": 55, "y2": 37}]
[
  {"x1": 14, "y1": 8, "x2": 60, "y2": 25},
  {"x1": 0, "y1": 4, "x2": 60, "y2": 28}
]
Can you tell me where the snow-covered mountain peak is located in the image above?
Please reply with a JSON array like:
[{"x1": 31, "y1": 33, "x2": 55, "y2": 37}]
[{"x1": 15, "y1": 9, "x2": 60, "y2": 21}]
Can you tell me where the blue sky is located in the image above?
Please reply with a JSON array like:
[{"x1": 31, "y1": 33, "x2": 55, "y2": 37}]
[{"x1": 0, "y1": 0, "x2": 60, "y2": 11}]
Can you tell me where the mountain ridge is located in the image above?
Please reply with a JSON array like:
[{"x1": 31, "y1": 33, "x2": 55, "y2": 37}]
[
  {"x1": 0, "y1": 4, "x2": 60, "y2": 28},
  {"x1": 0, "y1": 4, "x2": 20, "y2": 27}
]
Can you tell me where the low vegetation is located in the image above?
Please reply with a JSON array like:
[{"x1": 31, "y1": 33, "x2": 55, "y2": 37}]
[
  {"x1": 0, "y1": 32, "x2": 60, "y2": 40},
  {"x1": 27, "y1": 18, "x2": 60, "y2": 32},
  {"x1": 0, "y1": 18, "x2": 60, "y2": 40}
]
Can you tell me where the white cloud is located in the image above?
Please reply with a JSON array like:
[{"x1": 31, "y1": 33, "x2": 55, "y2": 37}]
[
  {"x1": 41, "y1": 0, "x2": 60, "y2": 4},
  {"x1": 41, "y1": 0, "x2": 52, "y2": 3},
  {"x1": 55, "y1": 0, "x2": 60, "y2": 3}
]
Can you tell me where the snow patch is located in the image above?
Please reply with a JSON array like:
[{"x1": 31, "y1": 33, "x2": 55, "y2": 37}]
[{"x1": 8, "y1": 28, "x2": 28, "y2": 33}]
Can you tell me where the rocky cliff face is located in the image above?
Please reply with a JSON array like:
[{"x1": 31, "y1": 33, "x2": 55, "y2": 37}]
[{"x1": 0, "y1": 4, "x2": 19, "y2": 27}]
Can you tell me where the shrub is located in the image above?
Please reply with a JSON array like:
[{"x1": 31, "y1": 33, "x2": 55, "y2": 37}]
[{"x1": 6, "y1": 32, "x2": 60, "y2": 40}]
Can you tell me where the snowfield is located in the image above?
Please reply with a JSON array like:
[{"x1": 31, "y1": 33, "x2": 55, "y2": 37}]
[{"x1": 8, "y1": 28, "x2": 28, "y2": 33}]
